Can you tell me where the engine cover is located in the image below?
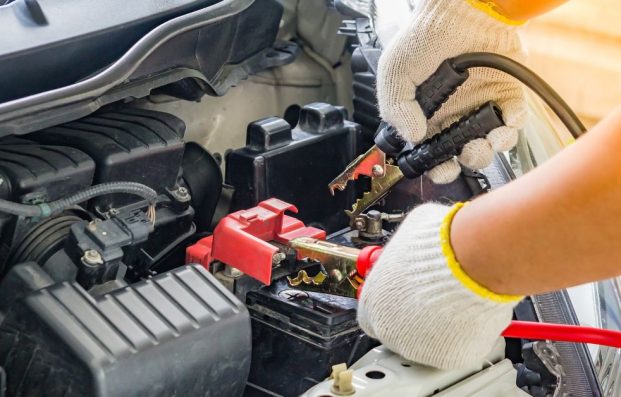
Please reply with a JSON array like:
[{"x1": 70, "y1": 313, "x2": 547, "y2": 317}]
[
  {"x1": 28, "y1": 107, "x2": 186, "y2": 212},
  {"x1": 225, "y1": 103, "x2": 361, "y2": 233},
  {"x1": 0, "y1": 264, "x2": 251, "y2": 397}
]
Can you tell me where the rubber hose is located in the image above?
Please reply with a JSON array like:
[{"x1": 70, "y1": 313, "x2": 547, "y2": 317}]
[
  {"x1": 0, "y1": 200, "x2": 43, "y2": 217},
  {"x1": 451, "y1": 52, "x2": 587, "y2": 138},
  {"x1": 0, "y1": 182, "x2": 157, "y2": 218}
]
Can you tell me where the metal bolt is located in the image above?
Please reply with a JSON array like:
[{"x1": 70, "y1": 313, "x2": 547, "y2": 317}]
[
  {"x1": 372, "y1": 164, "x2": 384, "y2": 177},
  {"x1": 223, "y1": 266, "x2": 244, "y2": 278},
  {"x1": 367, "y1": 210, "x2": 382, "y2": 220},
  {"x1": 177, "y1": 187, "x2": 189, "y2": 197},
  {"x1": 83, "y1": 249, "x2": 103, "y2": 266},
  {"x1": 278, "y1": 289, "x2": 309, "y2": 301},
  {"x1": 354, "y1": 218, "x2": 366, "y2": 231},
  {"x1": 329, "y1": 269, "x2": 344, "y2": 283},
  {"x1": 272, "y1": 252, "x2": 286, "y2": 264},
  {"x1": 383, "y1": 212, "x2": 406, "y2": 223}
]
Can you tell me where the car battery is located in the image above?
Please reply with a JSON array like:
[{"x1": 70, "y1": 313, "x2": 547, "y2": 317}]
[
  {"x1": 245, "y1": 278, "x2": 376, "y2": 397},
  {"x1": 225, "y1": 103, "x2": 362, "y2": 233}
]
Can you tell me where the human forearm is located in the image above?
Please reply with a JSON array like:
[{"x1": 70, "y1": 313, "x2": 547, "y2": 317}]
[
  {"x1": 490, "y1": 0, "x2": 569, "y2": 20},
  {"x1": 359, "y1": 0, "x2": 579, "y2": 369},
  {"x1": 452, "y1": 107, "x2": 621, "y2": 296}
]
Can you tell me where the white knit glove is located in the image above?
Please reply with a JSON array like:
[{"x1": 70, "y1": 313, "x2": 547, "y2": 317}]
[
  {"x1": 357, "y1": 203, "x2": 523, "y2": 369},
  {"x1": 376, "y1": 0, "x2": 528, "y2": 184}
]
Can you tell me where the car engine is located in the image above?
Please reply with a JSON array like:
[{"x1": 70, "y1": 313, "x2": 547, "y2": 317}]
[{"x1": 0, "y1": 0, "x2": 605, "y2": 396}]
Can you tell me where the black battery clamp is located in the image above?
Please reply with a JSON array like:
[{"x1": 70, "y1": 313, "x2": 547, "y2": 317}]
[{"x1": 373, "y1": 52, "x2": 586, "y2": 180}]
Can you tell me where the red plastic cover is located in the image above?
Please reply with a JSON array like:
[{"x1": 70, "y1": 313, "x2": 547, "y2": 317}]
[{"x1": 186, "y1": 199, "x2": 326, "y2": 285}]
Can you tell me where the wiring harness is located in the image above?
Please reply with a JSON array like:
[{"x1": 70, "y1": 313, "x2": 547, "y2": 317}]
[{"x1": 0, "y1": 182, "x2": 158, "y2": 222}]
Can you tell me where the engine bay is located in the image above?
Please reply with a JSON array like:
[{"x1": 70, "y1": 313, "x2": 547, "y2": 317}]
[
  {"x1": 0, "y1": 1, "x2": 604, "y2": 396},
  {"x1": 0, "y1": 101, "x2": 557, "y2": 397},
  {"x1": 0, "y1": 100, "x2": 511, "y2": 396}
]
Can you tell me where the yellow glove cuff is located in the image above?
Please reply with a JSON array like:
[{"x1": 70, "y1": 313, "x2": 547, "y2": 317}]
[
  {"x1": 440, "y1": 202, "x2": 523, "y2": 304},
  {"x1": 465, "y1": 0, "x2": 527, "y2": 26}
]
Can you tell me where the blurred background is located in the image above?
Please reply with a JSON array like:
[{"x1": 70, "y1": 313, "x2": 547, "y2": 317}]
[{"x1": 523, "y1": 0, "x2": 621, "y2": 127}]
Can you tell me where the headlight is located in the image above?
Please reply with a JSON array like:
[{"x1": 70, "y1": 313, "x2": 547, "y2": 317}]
[{"x1": 593, "y1": 279, "x2": 621, "y2": 396}]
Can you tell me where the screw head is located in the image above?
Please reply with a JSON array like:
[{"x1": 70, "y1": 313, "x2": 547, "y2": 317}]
[
  {"x1": 278, "y1": 289, "x2": 309, "y2": 301},
  {"x1": 83, "y1": 249, "x2": 103, "y2": 266},
  {"x1": 329, "y1": 269, "x2": 344, "y2": 283},
  {"x1": 367, "y1": 210, "x2": 382, "y2": 220},
  {"x1": 354, "y1": 218, "x2": 366, "y2": 231},
  {"x1": 372, "y1": 164, "x2": 384, "y2": 177},
  {"x1": 272, "y1": 252, "x2": 286, "y2": 264},
  {"x1": 177, "y1": 187, "x2": 189, "y2": 197}
]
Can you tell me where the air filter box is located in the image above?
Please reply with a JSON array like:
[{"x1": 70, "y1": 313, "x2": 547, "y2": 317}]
[
  {"x1": 28, "y1": 108, "x2": 185, "y2": 211},
  {"x1": 0, "y1": 265, "x2": 251, "y2": 397},
  {"x1": 0, "y1": 140, "x2": 94, "y2": 202}
]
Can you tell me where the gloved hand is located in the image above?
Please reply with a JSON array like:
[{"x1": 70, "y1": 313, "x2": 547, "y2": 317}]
[
  {"x1": 375, "y1": 0, "x2": 528, "y2": 184},
  {"x1": 357, "y1": 203, "x2": 523, "y2": 369}
]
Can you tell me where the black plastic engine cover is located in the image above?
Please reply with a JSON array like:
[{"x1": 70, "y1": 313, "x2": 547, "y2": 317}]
[
  {"x1": 28, "y1": 108, "x2": 186, "y2": 212},
  {"x1": 0, "y1": 0, "x2": 221, "y2": 104},
  {"x1": 0, "y1": 141, "x2": 95, "y2": 275},
  {"x1": 225, "y1": 103, "x2": 361, "y2": 233},
  {"x1": 0, "y1": 140, "x2": 95, "y2": 202},
  {"x1": 0, "y1": 264, "x2": 251, "y2": 397},
  {"x1": 0, "y1": 0, "x2": 288, "y2": 137}
]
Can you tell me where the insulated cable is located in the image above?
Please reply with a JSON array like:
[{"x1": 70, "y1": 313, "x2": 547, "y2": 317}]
[
  {"x1": 0, "y1": 182, "x2": 158, "y2": 221},
  {"x1": 450, "y1": 52, "x2": 587, "y2": 138},
  {"x1": 377, "y1": 52, "x2": 588, "y2": 179},
  {"x1": 503, "y1": 321, "x2": 621, "y2": 349}
]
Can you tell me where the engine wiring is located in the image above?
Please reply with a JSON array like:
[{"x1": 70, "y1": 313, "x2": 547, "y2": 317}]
[{"x1": 0, "y1": 182, "x2": 158, "y2": 221}]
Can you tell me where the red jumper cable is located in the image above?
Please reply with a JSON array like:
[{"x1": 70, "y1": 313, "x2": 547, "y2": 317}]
[
  {"x1": 357, "y1": 246, "x2": 621, "y2": 349},
  {"x1": 503, "y1": 321, "x2": 621, "y2": 349}
]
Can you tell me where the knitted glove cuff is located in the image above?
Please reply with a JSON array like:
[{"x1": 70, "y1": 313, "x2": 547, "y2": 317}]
[{"x1": 441, "y1": 203, "x2": 523, "y2": 303}]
